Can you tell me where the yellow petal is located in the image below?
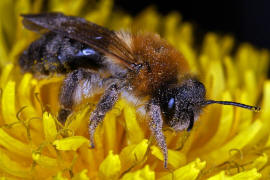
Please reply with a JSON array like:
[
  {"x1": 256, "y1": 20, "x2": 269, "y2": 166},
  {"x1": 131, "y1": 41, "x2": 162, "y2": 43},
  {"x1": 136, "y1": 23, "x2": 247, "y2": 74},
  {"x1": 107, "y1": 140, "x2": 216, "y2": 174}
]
[
  {"x1": 224, "y1": 56, "x2": 238, "y2": 91},
  {"x1": 251, "y1": 153, "x2": 268, "y2": 170},
  {"x1": 0, "y1": 64, "x2": 13, "y2": 88},
  {"x1": 103, "y1": 101, "x2": 121, "y2": 151},
  {"x1": 260, "y1": 81, "x2": 270, "y2": 143},
  {"x1": 85, "y1": 0, "x2": 113, "y2": 25},
  {"x1": 33, "y1": 76, "x2": 63, "y2": 113},
  {"x1": 179, "y1": 23, "x2": 194, "y2": 46},
  {"x1": 198, "y1": 91, "x2": 234, "y2": 154},
  {"x1": 2, "y1": 80, "x2": 30, "y2": 141},
  {"x1": 159, "y1": 158, "x2": 206, "y2": 180},
  {"x1": 108, "y1": 11, "x2": 132, "y2": 30},
  {"x1": 0, "y1": 28, "x2": 8, "y2": 67},
  {"x1": 257, "y1": 50, "x2": 269, "y2": 78},
  {"x1": 0, "y1": 177, "x2": 9, "y2": 180},
  {"x1": 121, "y1": 165, "x2": 155, "y2": 180},
  {"x1": 133, "y1": 7, "x2": 160, "y2": 32},
  {"x1": 204, "y1": 120, "x2": 262, "y2": 165},
  {"x1": 208, "y1": 169, "x2": 261, "y2": 180},
  {"x1": 0, "y1": 0, "x2": 16, "y2": 46},
  {"x1": 43, "y1": 112, "x2": 57, "y2": 142},
  {"x1": 18, "y1": 73, "x2": 40, "y2": 119},
  {"x1": 0, "y1": 128, "x2": 31, "y2": 158},
  {"x1": 179, "y1": 42, "x2": 197, "y2": 73},
  {"x1": 244, "y1": 70, "x2": 257, "y2": 103},
  {"x1": 236, "y1": 44, "x2": 258, "y2": 78},
  {"x1": 220, "y1": 36, "x2": 234, "y2": 55},
  {"x1": 123, "y1": 101, "x2": 144, "y2": 144},
  {"x1": 151, "y1": 146, "x2": 186, "y2": 168},
  {"x1": 233, "y1": 169, "x2": 261, "y2": 179},
  {"x1": 49, "y1": 0, "x2": 85, "y2": 15},
  {"x1": 53, "y1": 136, "x2": 89, "y2": 151},
  {"x1": 68, "y1": 106, "x2": 90, "y2": 132},
  {"x1": 0, "y1": 149, "x2": 31, "y2": 178},
  {"x1": 202, "y1": 33, "x2": 220, "y2": 60},
  {"x1": 99, "y1": 151, "x2": 121, "y2": 180},
  {"x1": 32, "y1": 152, "x2": 58, "y2": 168},
  {"x1": 120, "y1": 139, "x2": 148, "y2": 170},
  {"x1": 234, "y1": 91, "x2": 253, "y2": 131},
  {"x1": 2, "y1": 80, "x2": 16, "y2": 124},
  {"x1": 53, "y1": 172, "x2": 68, "y2": 180},
  {"x1": 131, "y1": 139, "x2": 148, "y2": 162},
  {"x1": 72, "y1": 169, "x2": 89, "y2": 180},
  {"x1": 205, "y1": 59, "x2": 225, "y2": 98},
  {"x1": 164, "y1": 12, "x2": 181, "y2": 46}
]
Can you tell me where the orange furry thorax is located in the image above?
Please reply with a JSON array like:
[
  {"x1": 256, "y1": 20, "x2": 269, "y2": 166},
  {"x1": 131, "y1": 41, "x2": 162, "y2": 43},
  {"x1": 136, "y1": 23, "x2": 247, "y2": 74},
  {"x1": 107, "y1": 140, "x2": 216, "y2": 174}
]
[{"x1": 130, "y1": 33, "x2": 189, "y2": 95}]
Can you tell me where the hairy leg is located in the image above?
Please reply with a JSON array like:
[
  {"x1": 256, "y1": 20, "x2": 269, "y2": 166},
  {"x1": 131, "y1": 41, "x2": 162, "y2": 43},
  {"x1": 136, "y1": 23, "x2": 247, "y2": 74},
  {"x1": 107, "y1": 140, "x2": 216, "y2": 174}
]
[
  {"x1": 58, "y1": 69, "x2": 102, "y2": 124},
  {"x1": 148, "y1": 103, "x2": 168, "y2": 168},
  {"x1": 89, "y1": 83, "x2": 120, "y2": 147}
]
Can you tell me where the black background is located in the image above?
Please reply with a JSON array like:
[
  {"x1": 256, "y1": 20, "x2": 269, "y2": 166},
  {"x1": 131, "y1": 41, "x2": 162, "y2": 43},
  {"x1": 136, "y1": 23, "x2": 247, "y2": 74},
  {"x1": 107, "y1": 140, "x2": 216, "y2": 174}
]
[{"x1": 114, "y1": 0, "x2": 270, "y2": 49}]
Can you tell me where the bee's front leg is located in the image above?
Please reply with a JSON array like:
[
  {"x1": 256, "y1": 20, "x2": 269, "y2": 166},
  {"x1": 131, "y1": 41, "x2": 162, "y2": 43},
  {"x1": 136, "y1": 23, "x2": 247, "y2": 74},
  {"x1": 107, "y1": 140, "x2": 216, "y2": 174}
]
[
  {"x1": 148, "y1": 102, "x2": 168, "y2": 168},
  {"x1": 89, "y1": 83, "x2": 120, "y2": 148},
  {"x1": 58, "y1": 70, "x2": 81, "y2": 124}
]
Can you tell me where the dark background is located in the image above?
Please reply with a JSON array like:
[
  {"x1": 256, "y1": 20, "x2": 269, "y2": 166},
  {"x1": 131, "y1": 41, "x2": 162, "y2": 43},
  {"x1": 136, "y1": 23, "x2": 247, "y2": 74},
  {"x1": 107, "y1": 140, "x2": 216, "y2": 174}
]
[{"x1": 114, "y1": 0, "x2": 270, "y2": 49}]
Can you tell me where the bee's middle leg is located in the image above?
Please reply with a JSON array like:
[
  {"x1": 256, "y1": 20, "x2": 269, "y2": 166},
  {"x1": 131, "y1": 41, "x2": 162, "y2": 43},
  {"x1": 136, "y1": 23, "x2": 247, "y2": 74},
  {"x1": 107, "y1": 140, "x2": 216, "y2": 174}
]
[{"x1": 89, "y1": 83, "x2": 120, "y2": 148}]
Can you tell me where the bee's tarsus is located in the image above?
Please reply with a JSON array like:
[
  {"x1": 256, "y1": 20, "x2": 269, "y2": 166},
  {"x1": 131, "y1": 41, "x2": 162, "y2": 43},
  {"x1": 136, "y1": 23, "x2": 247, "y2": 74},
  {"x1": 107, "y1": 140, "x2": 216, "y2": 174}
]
[
  {"x1": 187, "y1": 111, "x2": 194, "y2": 131},
  {"x1": 89, "y1": 142, "x2": 95, "y2": 149},
  {"x1": 164, "y1": 160, "x2": 168, "y2": 169},
  {"x1": 58, "y1": 108, "x2": 72, "y2": 124}
]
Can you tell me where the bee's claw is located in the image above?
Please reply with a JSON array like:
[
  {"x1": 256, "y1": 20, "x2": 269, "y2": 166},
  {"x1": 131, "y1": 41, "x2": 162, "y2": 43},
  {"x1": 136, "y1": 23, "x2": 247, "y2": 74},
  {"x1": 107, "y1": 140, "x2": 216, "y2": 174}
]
[{"x1": 89, "y1": 142, "x2": 95, "y2": 148}]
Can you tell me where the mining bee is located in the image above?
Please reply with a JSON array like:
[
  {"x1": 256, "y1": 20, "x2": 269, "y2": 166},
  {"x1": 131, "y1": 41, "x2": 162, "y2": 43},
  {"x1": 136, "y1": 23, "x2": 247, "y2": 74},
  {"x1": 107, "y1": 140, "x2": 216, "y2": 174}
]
[{"x1": 19, "y1": 13, "x2": 260, "y2": 168}]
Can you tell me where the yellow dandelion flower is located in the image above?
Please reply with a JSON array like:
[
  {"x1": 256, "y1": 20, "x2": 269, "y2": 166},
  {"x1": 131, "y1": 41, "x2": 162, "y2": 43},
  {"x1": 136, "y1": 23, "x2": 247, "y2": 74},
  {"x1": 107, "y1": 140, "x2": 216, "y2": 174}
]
[{"x1": 0, "y1": 0, "x2": 269, "y2": 179}]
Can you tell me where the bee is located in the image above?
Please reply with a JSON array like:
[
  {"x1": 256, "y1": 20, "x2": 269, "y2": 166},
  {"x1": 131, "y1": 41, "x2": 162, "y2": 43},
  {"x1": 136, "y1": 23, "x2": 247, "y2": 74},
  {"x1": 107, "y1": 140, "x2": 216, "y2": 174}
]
[{"x1": 19, "y1": 13, "x2": 260, "y2": 168}]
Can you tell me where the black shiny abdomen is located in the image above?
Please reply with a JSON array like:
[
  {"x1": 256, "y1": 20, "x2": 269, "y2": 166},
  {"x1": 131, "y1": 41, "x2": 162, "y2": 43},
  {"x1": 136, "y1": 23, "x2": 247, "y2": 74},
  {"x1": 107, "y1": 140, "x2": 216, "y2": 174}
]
[{"x1": 19, "y1": 32, "x2": 103, "y2": 75}]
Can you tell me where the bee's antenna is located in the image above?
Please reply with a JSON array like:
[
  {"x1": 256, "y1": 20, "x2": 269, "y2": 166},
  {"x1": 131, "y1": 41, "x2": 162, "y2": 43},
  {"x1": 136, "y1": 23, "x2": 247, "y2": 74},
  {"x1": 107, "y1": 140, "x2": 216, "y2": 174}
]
[{"x1": 205, "y1": 100, "x2": 261, "y2": 112}]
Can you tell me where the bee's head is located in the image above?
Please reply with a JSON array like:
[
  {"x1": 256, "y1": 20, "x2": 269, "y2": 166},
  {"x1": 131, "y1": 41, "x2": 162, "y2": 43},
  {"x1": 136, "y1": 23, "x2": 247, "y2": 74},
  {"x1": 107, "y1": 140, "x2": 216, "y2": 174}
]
[
  {"x1": 158, "y1": 78, "x2": 260, "y2": 132},
  {"x1": 159, "y1": 78, "x2": 206, "y2": 131}
]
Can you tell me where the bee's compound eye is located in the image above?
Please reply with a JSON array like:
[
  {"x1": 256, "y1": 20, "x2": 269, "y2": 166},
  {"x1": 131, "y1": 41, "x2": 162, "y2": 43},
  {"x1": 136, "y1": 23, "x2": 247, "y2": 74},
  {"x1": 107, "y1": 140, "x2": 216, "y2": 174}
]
[{"x1": 168, "y1": 98, "x2": 175, "y2": 109}]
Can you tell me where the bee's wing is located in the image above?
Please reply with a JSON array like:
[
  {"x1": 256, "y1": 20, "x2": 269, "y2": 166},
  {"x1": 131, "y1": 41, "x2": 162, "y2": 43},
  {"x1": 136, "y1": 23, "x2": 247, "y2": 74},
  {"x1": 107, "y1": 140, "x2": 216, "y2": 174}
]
[{"x1": 21, "y1": 12, "x2": 137, "y2": 70}]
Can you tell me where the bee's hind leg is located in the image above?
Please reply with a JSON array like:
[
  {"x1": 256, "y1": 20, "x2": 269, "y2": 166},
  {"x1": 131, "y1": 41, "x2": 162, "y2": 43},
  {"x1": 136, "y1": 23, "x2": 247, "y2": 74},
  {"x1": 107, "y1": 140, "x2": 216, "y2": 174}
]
[
  {"x1": 58, "y1": 70, "x2": 80, "y2": 124},
  {"x1": 58, "y1": 68, "x2": 102, "y2": 124},
  {"x1": 58, "y1": 68, "x2": 121, "y2": 148}
]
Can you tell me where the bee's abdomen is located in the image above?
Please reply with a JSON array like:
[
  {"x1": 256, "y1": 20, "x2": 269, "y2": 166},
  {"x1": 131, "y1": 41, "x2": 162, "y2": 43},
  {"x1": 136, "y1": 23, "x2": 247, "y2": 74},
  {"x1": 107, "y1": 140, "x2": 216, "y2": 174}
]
[{"x1": 19, "y1": 32, "x2": 103, "y2": 75}]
